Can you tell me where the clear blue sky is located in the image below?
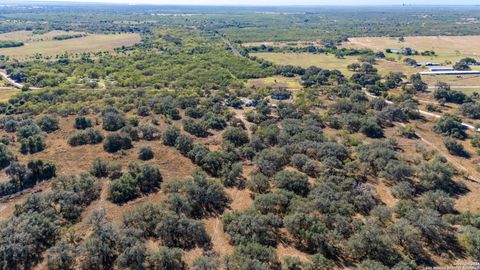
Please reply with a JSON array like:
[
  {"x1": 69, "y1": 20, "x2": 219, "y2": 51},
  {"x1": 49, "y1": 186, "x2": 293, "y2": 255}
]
[{"x1": 23, "y1": 0, "x2": 480, "y2": 6}]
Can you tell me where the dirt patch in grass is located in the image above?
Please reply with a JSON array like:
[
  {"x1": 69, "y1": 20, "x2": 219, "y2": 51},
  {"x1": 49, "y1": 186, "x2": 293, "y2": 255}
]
[
  {"x1": 276, "y1": 244, "x2": 310, "y2": 263},
  {"x1": 205, "y1": 217, "x2": 235, "y2": 261}
]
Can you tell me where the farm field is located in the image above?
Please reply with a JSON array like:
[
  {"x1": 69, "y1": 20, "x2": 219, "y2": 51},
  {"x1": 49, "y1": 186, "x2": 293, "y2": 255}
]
[
  {"x1": 0, "y1": 32, "x2": 141, "y2": 58},
  {"x1": 252, "y1": 52, "x2": 418, "y2": 76},
  {"x1": 344, "y1": 35, "x2": 480, "y2": 63},
  {"x1": 0, "y1": 30, "x2": 86, "y2": 43}
]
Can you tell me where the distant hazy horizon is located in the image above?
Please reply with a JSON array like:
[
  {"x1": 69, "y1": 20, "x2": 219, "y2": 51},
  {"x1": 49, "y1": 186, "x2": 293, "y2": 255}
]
[{"x1": 16, "y1": 0, "x2": 480, "y2": 6}]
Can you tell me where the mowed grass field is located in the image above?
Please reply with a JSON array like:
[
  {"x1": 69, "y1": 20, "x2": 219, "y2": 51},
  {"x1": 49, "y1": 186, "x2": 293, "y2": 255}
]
[
  {"x1": 0, "y1": 31, "x2": 141, "y2": 59},
  {"x1": 247, "y1": 75, "x2": 303, "y2": 90},
  {"x1": 252, "y1": 52, "x2": 418, "y2": 76},
  {"x1": 343, "y1": 35, "x2": 480, "y2": 63}
]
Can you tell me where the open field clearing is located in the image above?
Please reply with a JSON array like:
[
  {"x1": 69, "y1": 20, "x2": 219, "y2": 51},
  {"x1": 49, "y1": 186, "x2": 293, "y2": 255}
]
[
  {"x1": 252, "y1": 52, "x2": 418, "y2": 76},
  {"x1": 0, "y1": 88, "x2": 19, "y2": 101},
  {"x1": 0, "y1": 32, "x2": 141, "y2": 58},
  {"x1": 422, "y1": 74, "x2": 480, "y2": 93},
  {"x1": 0, "y1": 30, "x2": 86, "y2": 43},
  {"x1": 344, "y1": 36, "x2": 480, "y2": 63},
  {"x1": 344, "y1": 35, "x2": 480, "y2": 56},
  {"x1": 247, "y1": 75, "x2": 303, "y2": 90},
  {"x1": 252, "y1": 52, "x2": 357, "y2": 75}
]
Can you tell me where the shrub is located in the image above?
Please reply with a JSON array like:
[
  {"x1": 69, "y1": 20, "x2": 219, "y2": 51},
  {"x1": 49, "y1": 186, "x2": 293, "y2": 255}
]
[
  {"x1": 108, "y1": 163, "x2": 162, "y2": 204},
  {"x1": 419, "y1": 190, "x2": 455, "y2": 214},
  {"x1": 163, "y1": 126, "x2": 180, "y2": 146},
  {"x1": 224, "y1": 242, "x2": 280, "y2": 270},
  {"x1": 175, "y1": 135, "x2": 193, "y2": 155},
  {"x1": 290, "y1": 154, "x2": 309, "y2": 170},
  {"x1": 109, "y1": 174, "x2": 140, "y2": 204},
  {"x1": 419, "y1": 157, "x2": 454, "y2": 191},
  {"x1": 68, "y1": 128, "x2": 103, "y2": 146},
  {"x1": 137, "y1": 106, "x2": 150, "y2": 116},
  {"x1": 360, "y1": 118, "x2": 383, "y2": 138},
  {"x1": 471, "y1": 135, "x2": 480, "y2": 149},
  {"x1": 397, "y1": 125, "x2": 417, "y2": 139},
  {"x1": 185, "y1": 107, "x2": 204, "y2": 119},
  {"x1": 433, "y1": 114, "x2": 467, "y2": 139},
  {"x1": 460, "y1": 102, "x2": 480, "y2": 119},
  {"x1": 138, "y1": 145, "x2": 154, "y2": 160},
  {"x1": 444, "y1": 137, "x2": 469, "y2": 157},
  {"x1": 103, "y1": 132, "x2": 132, "y2": 153},
  {"x1": 154, "y1": 212, "x2": 211, "y2": 248},
  {"x1": 102, "y1": 111, "x2": 126, "y2": 131},
  {"x1": 462, "y1": 227, "x2": 480, "y2": 261},
  {"x1": 20, "y1": 135, "x2": 45, "y2": 154},
  {"x1": 0, "y1": 143, "x2": 13, "y2": 169},
  {"x1": 246, "y1": 173, "x2": 270, "y2": 194},
  {"x1": 46, "y1": 240, "x2": 76, "y2": 270},
  {"x1": 74, "y1": 116, "x2": 93, "y2": 129},
  {"x1": 90, "y1": 158, "x2": 110, "y2": 177},
  {"x1": 37, "y1": 115, "x2": 59, "y2": 133},
  {"x1": 222, "y1": 127, "x2": 249, "y2": 147},
  {"x1": 273, "y1": 171, "x2": 309, "y2": 196},
  {"x1": 128, "y1": 162, "x2": 163, "y2": 194},
  {"x1": 202, "y1": 112, "x2": 227, "y2": 130},
  {"x1": 17, "y1": 124, "x2": 42, "y2": 140},
  {"x1": 223, "y1": 210, "x2": 282, "y2": 246},
  {"x1": 164, "y1": 172, "x2": 229, "y2": 218},
  {"x1": 183, "y1": 119, "x2": 208, "y2": 137},
  {"x1": 391, "y1": 181, "x2": 415, "y2": 199},
  {"x1": 192, "y1": 256, "x2": 219, "y2": 270},
  {"x1": 254, "y1": 148, "x2": 288, "y2": 177},
  {"x1": 146, "y1": 246, "x2": 186, "y2": 270},
  {"x1": 140, "y1": 125, "x2": 160, "y2": 141},
  {"x1": 433, "y1": 82, "x2": 467, "y2": 104}
]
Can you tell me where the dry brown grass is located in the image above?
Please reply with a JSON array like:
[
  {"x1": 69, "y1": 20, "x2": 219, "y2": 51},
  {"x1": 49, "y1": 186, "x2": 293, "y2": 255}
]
[
  {"x1": 0, "y1": 30, "x2": 86, "y2": 43},
  {"x1": 0, "y1": 115, "x2": 197, "y2": 223},
  {"x1": 344, "y1": 36, "x2": 480, "y2": 57},
  {"x1": 0, "y1": 32, "x2": 141, "y2": 59},
  {"x1": 0, "y1": 88, "x2": 19, "y2": 101}
]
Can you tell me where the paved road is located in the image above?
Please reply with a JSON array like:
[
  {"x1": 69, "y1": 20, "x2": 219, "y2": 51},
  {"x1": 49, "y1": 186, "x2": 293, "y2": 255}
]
[
  {"x1": 363, "y1": 90, "x2": 480, "y2": 132},
  {"x1": 219, "y1": 35, "x2": 242, "y2": 57}
]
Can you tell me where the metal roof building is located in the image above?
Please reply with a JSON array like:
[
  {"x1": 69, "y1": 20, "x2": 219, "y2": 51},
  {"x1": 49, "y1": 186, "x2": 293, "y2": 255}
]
[{"x1": 419, "y1": 70, "x2": 480, "y2": 75}]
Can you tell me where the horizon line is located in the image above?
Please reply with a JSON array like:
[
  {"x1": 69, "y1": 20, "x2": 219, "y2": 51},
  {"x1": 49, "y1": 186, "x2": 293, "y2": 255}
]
[{"x1": 8, "y1": 1, "x2": 480, "y2": 7}]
